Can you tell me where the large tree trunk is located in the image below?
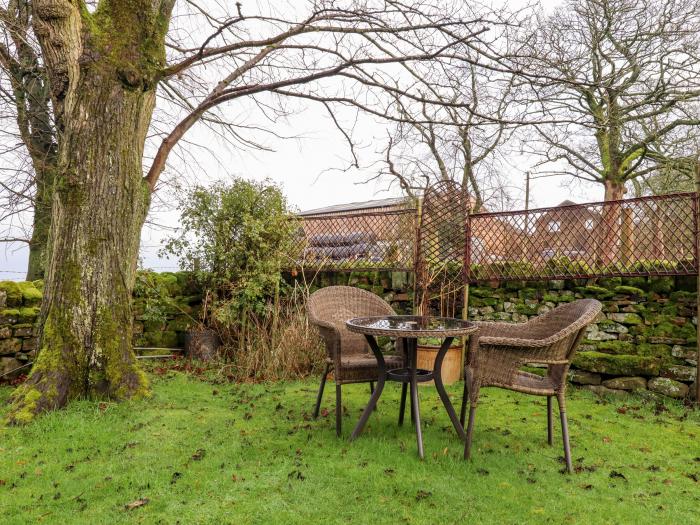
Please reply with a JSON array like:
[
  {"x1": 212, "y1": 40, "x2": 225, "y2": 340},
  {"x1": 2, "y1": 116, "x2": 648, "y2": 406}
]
[
  {"x1": 598, "y1": 179, "x2": 625, "y2": 265},
  {"x1": 8, "y1": 76, "x2": 154, "y2": 423},
  {"x1": 7, "y1": 0, "x2": 171, "y2": 423}
]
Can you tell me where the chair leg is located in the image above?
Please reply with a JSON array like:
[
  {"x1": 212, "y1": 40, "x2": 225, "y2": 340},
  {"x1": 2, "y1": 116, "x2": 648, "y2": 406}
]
[
  {"x1": 463, "y1": 403, "x2": 477, "y2": 460},
  {"x1": 460, "y1": 377, "x2": 469, "y2": 427},
  {"x1": 335, "y1": 383, "x2": 342, "y2": 437},
  {"x1": 463, "y1": 382, "x2": 480, "y2": 460},
  {"x1": 370, "y1": 381, "x2": 377, "y2": 411},
  {"x1": 557, "y1": 393, "x2": 573, "y2": 473},
  {"x1": 313, "y1": 363, "x2": 330, "y2": 419},
  {"x1": 547, "y1": 396, "x2": 553, "y2": 446},
  {"x1": 399, "y1": 382, "x2": 408, "y2": 425}
]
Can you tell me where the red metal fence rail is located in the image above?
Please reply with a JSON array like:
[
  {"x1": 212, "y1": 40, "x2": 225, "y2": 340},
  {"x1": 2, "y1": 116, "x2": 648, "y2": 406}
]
[
  {"x1": 292, "y1": 191, "x2": 698, "y2": 282},
  {"x1": 468, "y1": 192, "x2": 697, "y2": 282}
]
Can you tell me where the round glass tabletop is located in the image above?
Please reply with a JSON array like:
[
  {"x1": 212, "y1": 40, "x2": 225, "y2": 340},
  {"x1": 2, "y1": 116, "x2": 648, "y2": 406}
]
[{"x1": 346, "y1": 315, "x2": 477, "y2": 338}]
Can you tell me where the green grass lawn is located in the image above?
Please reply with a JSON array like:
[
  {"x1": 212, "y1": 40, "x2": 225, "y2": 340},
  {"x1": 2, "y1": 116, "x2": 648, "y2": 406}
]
[{"x1": 1, "y1": 369, "x2": 699, "y2": 525}]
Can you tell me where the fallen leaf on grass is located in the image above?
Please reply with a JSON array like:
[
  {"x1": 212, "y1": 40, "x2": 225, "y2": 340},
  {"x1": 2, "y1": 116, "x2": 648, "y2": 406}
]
[
  {"x1": 191, "y1": 449, "x2": 206, "y2": 461},
  {"x1": 609, "y1": 471, "x2": 627, "y2": 481},
  {"x1": 287, "y1": 470, "x2": 305, "y2": 481},
  {"x1": 415, "y1": 490, "x2": 432, "y2": 501},
  {"x1": 124, "y1": 498, "x2": 149, "y2": 511}
]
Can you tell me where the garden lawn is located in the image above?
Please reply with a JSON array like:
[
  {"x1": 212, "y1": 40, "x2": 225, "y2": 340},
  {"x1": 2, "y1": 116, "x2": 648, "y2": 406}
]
[{"x1": 1, "y1": 369, "x2": 699, "y2": 525}]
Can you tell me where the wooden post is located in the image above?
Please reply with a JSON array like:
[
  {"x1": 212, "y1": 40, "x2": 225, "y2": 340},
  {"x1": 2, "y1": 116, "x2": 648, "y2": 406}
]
[
  {"x1": 461, "y1": 188, "x2": 471, "y2": 380},
  {"x1": 461, "y1": 283, "x2": 470, "y2": 380},
  {"x1": 413, "y1": 196, "x2": 423, "y2": 316}
]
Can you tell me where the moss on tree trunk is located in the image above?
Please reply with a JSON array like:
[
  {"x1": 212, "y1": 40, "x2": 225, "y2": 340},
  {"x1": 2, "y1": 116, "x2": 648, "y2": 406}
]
[{"x1": 7, "y1": 0, "x2": 172, "y2": 422}]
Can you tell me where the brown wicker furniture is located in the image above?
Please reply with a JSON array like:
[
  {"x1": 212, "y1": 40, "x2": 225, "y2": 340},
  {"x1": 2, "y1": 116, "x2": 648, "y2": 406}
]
[
  {"x1": 307, "y1": 286, "x2": 406, "y2": 436},
  {"x1": 347, "y1": 315, "x2": 477, "y2": 458},
  {"x1": 459, "y1": 298, "x2": 602, "y2": 472}
]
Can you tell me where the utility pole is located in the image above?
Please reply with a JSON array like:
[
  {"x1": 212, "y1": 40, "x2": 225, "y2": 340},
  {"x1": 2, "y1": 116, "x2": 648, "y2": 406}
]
[{"x1": 524, "y1": 171, "x2": 531, "y2": 233}]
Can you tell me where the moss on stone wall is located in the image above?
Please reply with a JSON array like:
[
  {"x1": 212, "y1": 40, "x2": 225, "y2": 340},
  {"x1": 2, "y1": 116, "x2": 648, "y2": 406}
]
[{"x1": 2, "y1": 271, "x2": 697, "y2": 399}]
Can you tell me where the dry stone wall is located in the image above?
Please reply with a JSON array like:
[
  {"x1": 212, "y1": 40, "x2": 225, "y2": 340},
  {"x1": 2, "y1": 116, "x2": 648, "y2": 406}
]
[{"x1": 2, "y1": 271, "x2": 697, "y2": 401}]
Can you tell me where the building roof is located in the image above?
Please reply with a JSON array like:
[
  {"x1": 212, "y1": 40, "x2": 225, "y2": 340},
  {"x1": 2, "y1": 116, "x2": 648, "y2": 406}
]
[
  {"x1": 299, "y1": 197, "x2": 410, "y2": 217},
  {"x1": 558, "y1": 200, "x2": 578, "y2": 207}
]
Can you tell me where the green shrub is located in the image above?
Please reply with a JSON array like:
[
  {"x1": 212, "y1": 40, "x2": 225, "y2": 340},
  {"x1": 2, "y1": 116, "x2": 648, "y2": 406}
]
[{"x1": 162, "y1": 179, "x2": 298, "y2": 327}]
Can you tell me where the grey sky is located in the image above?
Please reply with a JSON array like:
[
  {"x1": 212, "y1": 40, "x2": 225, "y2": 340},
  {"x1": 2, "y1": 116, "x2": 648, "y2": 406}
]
[{"x1": 0, "y1": 0, "x2": 603, "y2": 279}]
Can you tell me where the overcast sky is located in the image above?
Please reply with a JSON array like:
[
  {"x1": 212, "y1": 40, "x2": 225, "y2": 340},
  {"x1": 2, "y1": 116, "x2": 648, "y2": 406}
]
[{"x1": 0, "y1": 0, "x2": 603, "y2": 280}]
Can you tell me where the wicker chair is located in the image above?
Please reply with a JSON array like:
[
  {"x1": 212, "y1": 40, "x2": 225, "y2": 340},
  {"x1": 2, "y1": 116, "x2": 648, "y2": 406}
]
[
  {"x1": 460, "y1": 298, "x2": 602, "y2": 472},
  {"x1": 307, "y1": 286, "x2": 405, "y2": 436}
]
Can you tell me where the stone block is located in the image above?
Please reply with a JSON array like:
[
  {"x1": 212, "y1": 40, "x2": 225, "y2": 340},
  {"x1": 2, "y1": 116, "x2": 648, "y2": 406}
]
[
  {"x1": 594, "y1": 340, "x2": 635, "y2": 355},
  {"x1": 17, "y1": 282, "x2": 42, "y2": 305},
  {"x1": 573, "y1": 351, "x2": 661, "y2": 376},
  {"x1": 0, "y1": 337, "x2": 22, "y2": 356},
  {"x1": 608, "y1": 313, "x2": 643, "y2": 325},
  {"x1": 581, "y1": 384, "x2": 628, "y2": 397},
  {"x1": 21, "y1": 338, "x2": 37, "y2": 352},
  {"x1": 12, "y1": 324, "x2": 34, "y2": 338},
  {"x1": 598, "y1": 321, "x2": 628, "y2": 334},
  {"x1": 0, "y1": 325, "x2": 11, "y2": 339},
  {"x1": 0, "y1": 282, "x2": 22, "y2": 307},
  {"x1": 18, "y1": 307, "x2": 39, "y2": 323},
  {"x1": 0, "y1": 356, "x2": 23, "y2": 379},
  {"x1": 660, "y1": 365, "x2": 696, "y2": 382},
  {"x1": 670, "y1": 345, "x2": 697, "y2": 364},
  {"x1": 0, "y1": 309, "x2": 20, "y2": 325},
  {"x1": 613, "y1": 285, "x2": 645, "y2": 297},
  {"x1": 602, "y1": 376, "x2": 647, "y2": 391},
  {"x1": 647, "y1": 377, "x2": 689, "y2": 399},
  {"x1": 585, "y1": 328, "x2": 617, "y2": 341},
  {"x1": 549, "y1": 280, "x2": 565, "y2": 290},
  {"x1": 568, "y1": 369, "x2": 601, "y2": 385}
]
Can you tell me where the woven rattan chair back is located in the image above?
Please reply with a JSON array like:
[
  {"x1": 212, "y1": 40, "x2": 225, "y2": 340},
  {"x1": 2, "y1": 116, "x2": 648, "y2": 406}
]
[
  {"x1": 521, "y1": 298, "x2": 603, "y2": 362},
  {"x1": 308, "y1": 285, "x2": 396, "y2": 357}
]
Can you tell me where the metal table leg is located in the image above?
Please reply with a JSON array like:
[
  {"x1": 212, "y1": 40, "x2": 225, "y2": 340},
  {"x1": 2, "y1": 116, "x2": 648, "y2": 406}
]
[
  {"x1": 407, "y1": 337, "x2": 425, "y2": 458},
  {"x1": 350, "y1": 334, "x2": 387, "y2": 441},
  {"x1": 433, "y1": 336, "x2": 467, "y2": 441}
]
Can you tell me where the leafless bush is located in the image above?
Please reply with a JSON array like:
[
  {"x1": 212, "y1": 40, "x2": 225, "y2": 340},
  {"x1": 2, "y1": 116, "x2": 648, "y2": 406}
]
[{"x1": 217, "y1": 284, "x2": 325, "y2": 382}]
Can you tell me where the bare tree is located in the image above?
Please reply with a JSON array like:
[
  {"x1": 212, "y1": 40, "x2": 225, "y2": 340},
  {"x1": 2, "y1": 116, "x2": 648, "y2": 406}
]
[
  {"x1": 0, "y1": 0, "x2": 57, "y2": 279},
  {"x1": 1, "y1": 0, "x2": 505, "y2": 422},
  {"x1": 516, "y1": 0, "x2": 700, "y2": 201},
  {"x1": 380, "y1": 61, "x2": 520, "y2": 212}
]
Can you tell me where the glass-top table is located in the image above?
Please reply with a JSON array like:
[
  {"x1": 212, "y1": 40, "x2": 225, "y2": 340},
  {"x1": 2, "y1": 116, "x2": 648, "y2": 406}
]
[{"x1": 346, "y1": 315, "x2": 478, "y2": 459}]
